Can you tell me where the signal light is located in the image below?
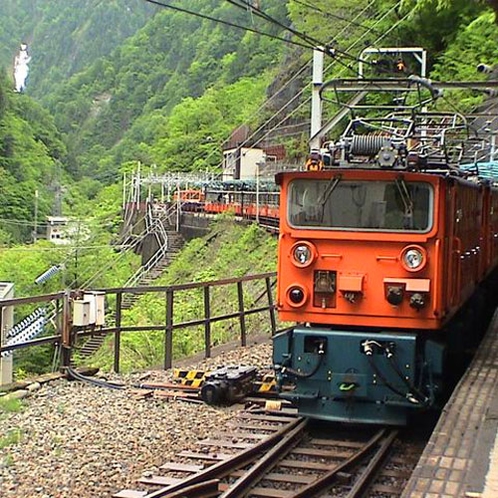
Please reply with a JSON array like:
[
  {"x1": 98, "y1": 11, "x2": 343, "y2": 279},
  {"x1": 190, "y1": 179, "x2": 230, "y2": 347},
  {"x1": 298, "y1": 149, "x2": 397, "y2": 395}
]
[
  {"x1": 395, "y1": 58, "x2": 406, "y2": 73},
  {"x1": 305, "y1": 151, "x2": 324, "y2": 171}
]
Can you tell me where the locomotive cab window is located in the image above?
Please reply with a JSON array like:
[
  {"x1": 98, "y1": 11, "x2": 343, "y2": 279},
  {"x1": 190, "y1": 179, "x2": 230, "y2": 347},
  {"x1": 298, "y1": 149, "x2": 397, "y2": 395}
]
[{"x1": 288, "y1": 178, "x2": 433, "y2": 231}]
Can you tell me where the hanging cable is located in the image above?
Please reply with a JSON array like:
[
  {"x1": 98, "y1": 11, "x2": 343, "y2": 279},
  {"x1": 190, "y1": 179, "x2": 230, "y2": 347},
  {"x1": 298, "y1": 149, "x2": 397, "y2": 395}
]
[
  {"x1": 210, "y1": 0, "x2": 410, "y2": 162},
  {"x1": 141, "y1": 0, "x2": 317, "y2": 51},
  {"x1": 66, "y1": 366, "x2": 126, "y2": 390},
  {"x1": 292, "y1": 0, "x2": 384, "y2": 37}
]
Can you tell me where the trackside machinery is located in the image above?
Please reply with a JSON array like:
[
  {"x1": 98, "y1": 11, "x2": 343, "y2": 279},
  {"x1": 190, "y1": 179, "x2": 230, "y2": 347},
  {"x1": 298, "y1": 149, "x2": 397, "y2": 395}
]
[{"x1": 272, "y1": 53, "x2": 498, "y2": 425}]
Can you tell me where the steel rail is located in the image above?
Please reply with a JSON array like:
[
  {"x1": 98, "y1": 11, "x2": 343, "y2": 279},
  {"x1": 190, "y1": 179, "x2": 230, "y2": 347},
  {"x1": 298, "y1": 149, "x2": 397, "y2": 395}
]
[
  {"x1": 346, "y1": 429, "x2": 399, "y2": 497},
  {"x1": 290, "y1": 428, "x2": 396, "y2": 498},
  {"x1": 142, "y1": 415, "x2": 305, "y2": 498},
  {"x1": 219, "y1": 418, "x2": 308, "y2": 498},
  {"x1": 153, "y1": 478, "x2": 220, "y2": 498}
]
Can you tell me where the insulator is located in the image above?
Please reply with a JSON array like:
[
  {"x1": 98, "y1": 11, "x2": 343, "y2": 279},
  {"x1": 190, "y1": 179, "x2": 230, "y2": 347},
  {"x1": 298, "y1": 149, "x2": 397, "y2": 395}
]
[
  {"x1": 34, "y1": 265, "x2": 62, "y2": 285},
  {"x1": 350, "y1": 135, "x2": 387, "y2": 156},
  {"x1": 477, "y1": 63, "x2": 493, "y2": 74}
]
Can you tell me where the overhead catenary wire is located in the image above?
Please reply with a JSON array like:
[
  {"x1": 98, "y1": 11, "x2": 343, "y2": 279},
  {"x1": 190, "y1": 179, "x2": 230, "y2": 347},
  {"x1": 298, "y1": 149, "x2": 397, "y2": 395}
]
[
  {"x1": 6, "y1": 3, "x2": 415, "y2": 290},
  {"x1": 292, "y1": 0, "x2": 384, "y2": 37},
  {"x1": 223, "y1": 0, "x2": 411, "y2": 157},
  {"x1": 209, "y1": 0, "x2": 379, "y2": 146},
  {"x1": 226, "y1": 0, "x2": 389, "y2": 66},
  {"x1": 225, "y1": 0, "x2": 333, "y2": 53},
  {"x1": 141, "y1": 0, "x2": 321, "y2": 51},
  {"x1": 196, "y1": 0, "x2": 395, "y2": 168},
  {"x1": 137, "y1": 0, "x2": 401, "y2": 172}
]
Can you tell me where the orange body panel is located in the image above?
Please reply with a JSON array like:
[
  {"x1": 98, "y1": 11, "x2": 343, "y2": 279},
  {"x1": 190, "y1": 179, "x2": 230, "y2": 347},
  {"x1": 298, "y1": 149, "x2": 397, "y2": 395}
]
[{"x1": 276, "y1": 169, "x2": 498, "y2": 331}]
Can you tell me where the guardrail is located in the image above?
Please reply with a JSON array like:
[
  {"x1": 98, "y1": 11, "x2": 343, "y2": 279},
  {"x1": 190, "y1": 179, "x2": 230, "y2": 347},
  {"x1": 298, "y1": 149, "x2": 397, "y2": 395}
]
[{"x1": 0, "y1": 272, "x2": 278, "y2": 374}]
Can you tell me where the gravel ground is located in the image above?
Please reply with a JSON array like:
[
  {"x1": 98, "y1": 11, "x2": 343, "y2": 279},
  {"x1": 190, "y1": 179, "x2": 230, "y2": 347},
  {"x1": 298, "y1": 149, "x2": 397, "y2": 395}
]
[{"x1": 0, "y1": 341, "x2": 273, "y2": 498}]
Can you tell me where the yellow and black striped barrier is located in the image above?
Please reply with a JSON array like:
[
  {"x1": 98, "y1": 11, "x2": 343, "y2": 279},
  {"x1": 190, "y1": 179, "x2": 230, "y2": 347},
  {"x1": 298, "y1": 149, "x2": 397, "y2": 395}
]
[
  {"x1": 172, "y1": 368, "x2": 277, "y2": 393},
  {"x1": 173, "y1": 369, "x2": 209, "y2": 388},
  {"x1": 254, "y1": 373, "x2": 277, "y2": 393}
]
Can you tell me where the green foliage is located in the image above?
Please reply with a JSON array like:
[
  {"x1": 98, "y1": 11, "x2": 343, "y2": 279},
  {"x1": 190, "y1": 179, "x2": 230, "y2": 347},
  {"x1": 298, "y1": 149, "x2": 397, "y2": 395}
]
[
  {"x1": 0, "y1": 397, "x2": 24, "y2": 414},
  {"x1": 432, "y1": 12, "x2": 498, "y2": 80},
  {"x1": 33, "y1": 0, "x2": 287, "y2": 180},
  {"x1": 0, "y1": 428, "x2": 23, "y2": 449},
  {"x1": 0, "y1": 0, "x2": 156, "y2": 98},
  {"x1": 90, "y1": 220, "x2": 278, "y2": 372},
  {"x1": 0, "y1": 72, "x2": 68, "y2": 244},
  {"x1": 398, "y1": 0, "x2": 489, "y2": 55}
]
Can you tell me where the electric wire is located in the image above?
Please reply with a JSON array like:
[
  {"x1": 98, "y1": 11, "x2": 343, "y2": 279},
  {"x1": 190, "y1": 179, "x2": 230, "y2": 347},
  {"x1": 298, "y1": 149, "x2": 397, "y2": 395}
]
[
  {"x1": 228, "y1": 1, "x2": 411, "y2": 156},
  {"x1": 141, "y1": 0, "x2": 319, "y2": 51},
  {"x1": 200, "y1": 0, "x2": 379, "y2": 161},
  {"x1": 227, "y1": 0, "x2": 386, "y2": 66},
  {"x1": 138, "y1": 0, "x2": 395, "y2": 172},
  {"x1": 66, "y1": 366, "x2": 126, "y2": 390},
  {"x1": 8, "y1": 2, "x2": 414, "y2": 291},
  {"x1": 204, "y1": 0, "x2": 403, "y2": 167},
  {"x1": 225, "y1": 0, "x2": 329, "y2": 52},
  {"x1": 292, "y1": 0, "x2": 384, "y2": 37}
]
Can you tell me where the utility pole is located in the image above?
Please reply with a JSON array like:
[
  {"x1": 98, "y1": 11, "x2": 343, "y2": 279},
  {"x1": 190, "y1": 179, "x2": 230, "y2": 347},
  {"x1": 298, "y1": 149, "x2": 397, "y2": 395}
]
[{"x1": 33, "y1": 189, "x2": 38, "y2": 243}]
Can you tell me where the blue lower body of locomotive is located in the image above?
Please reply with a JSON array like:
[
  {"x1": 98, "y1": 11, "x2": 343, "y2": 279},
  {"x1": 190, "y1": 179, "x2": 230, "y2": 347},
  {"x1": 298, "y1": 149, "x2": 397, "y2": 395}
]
[{"x1": 273, "y1": 327, "x2": 445, "y2": 425}]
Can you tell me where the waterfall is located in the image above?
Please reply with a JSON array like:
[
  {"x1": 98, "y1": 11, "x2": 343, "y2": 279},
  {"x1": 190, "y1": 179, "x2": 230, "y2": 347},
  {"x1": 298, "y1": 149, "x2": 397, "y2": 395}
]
[{"x1": 14, "y1": 43, "x2": 31, "y2": 92}]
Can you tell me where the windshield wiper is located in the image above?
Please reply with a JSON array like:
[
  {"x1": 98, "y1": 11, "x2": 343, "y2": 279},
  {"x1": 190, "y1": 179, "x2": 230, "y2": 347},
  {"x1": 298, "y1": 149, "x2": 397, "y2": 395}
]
[
  {"x1": 395, "y1": 176, "x2": 414, "y2": 229},
  {"x1": 318, "y1": 174, "x2": 342, "y2": 208}
]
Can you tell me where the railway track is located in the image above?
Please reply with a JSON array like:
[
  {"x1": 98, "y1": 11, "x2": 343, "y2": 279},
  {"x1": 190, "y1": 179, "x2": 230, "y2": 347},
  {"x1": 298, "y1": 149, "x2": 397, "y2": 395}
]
[{"x1": 114, "y1": 403, "x2": 426, "y2": 498}]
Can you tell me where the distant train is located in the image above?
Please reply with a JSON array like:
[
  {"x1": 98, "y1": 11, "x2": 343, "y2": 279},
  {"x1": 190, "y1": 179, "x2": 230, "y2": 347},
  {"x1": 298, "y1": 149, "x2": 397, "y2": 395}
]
[
  {"x1": 174, "y1": 182, "x2": 280, "y2": 225},
  {"x1": 271, "y1": 76, "x2": 498, "y2": 425}
]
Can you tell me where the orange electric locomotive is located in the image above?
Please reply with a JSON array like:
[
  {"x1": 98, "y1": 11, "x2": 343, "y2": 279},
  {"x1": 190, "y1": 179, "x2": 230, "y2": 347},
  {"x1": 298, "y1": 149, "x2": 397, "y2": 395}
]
[{"x1": 272, "y1": 76, "x2": 498, "y2": 425}]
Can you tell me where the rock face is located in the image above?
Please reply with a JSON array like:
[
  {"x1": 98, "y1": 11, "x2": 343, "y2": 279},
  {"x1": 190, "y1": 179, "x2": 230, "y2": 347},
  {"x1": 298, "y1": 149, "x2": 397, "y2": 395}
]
[{"x1": 0, "y1": 342, "x2": 272, "y2": 498}]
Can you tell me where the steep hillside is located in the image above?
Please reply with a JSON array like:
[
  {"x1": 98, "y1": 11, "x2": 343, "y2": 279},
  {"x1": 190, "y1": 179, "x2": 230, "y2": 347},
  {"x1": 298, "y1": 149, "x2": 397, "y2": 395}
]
[
  {"x1": 0, "y1": 1, "x2": 496, "y2": 246},
  {"x1": 91, "y1": 219, "x2": 278, "y2": 372},
  {"x1": 42, "y1": 0, "x2": 288, "y2": 181},
  {"x1": 0, "y1": 71, "x2": 68, "y2": 243},
  {"x1": 0, "y1": 0, "x2": 156, "y2": 97}
]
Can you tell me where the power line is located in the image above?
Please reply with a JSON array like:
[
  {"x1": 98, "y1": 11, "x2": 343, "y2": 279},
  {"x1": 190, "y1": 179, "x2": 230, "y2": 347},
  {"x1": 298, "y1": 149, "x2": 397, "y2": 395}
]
[
  {"x1": 291, "y1": 0, "x2": 384, "y2": 37},
  {"x1": 141, "y1": 0, "x2": 317, "y2": 51},
  {"x1": 226, "y1": 0, "x2": 373, "y2": 63},
  {"x1": 225, "y1": 0, "x2": 325, "y2": 50},
  {"x1": 224, "y1": 0, "x2": 409, "y2": 155},
  {"x1": 197, "y1": 0, "x2": 382, "y2": 168}
]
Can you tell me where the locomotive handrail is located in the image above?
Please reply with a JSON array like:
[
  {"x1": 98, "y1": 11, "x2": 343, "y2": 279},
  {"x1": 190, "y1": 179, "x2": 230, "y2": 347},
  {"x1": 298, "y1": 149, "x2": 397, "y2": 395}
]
[
  {"x1": 452, "y1": 236, "x2": 462, "y2": 306},
  {"x1": 434, "y1": 238, "x2": 442, "y2": 315}
]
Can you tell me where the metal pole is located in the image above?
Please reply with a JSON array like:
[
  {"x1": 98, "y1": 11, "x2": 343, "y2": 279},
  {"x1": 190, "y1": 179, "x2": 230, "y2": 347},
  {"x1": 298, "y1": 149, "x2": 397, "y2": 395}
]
[
  {"x1": 33, "y1": 189, "x2": 38, "y2": 243},
  {"x1": 204, "y1": 286, "x2": 211, "y2": 359},
  {"x1": 176, "y1": 183, "x2": 181, "y2": 231},
  {"x1": 164, "y1": 289, "x2": 174, "y2": 370},
  {"x1": 266, "y1": 277, "x2": 277, "y2": 336},
  {"x1": 113, "y1": 292, "x2": 122, "y2": 373},
  {"x1": 237, "y1": 281, "x2": 247, "y2": 347},
  {"x1": 256, "y1": 163, "x2": 260, "y2": 223},
  {"x1": 310, "y1": 47, "x2": 324, "y2": 151},
  {"x1": 61, "y1": 290, "x2": 72, "y2": 368}
]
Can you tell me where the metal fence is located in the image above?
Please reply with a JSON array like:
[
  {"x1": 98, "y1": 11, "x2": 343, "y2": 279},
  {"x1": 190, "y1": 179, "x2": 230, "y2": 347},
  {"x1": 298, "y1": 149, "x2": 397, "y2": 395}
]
[{"x1": 0, "y1": 272, "x2": 277, "y2": 374}]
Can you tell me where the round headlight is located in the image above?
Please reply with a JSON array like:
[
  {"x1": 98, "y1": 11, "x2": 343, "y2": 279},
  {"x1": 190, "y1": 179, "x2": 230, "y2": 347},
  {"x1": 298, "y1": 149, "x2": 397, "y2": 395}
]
[
  {"x1": 294, "y1": 245, "x2": 311, "y2": 265},
  {"x1": 401, "y1": 246, "x2": 426, "y2": 272},
  {"x1": 290, "y1": 241, "x2": 316, "y2": 268},
  {"x1": 286, "y1": 285, "x2": 308, "y2": 307}
]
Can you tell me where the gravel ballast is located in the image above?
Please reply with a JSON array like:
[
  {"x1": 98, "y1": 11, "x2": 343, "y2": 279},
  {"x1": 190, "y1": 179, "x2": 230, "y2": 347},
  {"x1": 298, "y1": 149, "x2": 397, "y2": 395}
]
[{"x1": 0, "y1": 341, "x2": 273, "y2": 498}]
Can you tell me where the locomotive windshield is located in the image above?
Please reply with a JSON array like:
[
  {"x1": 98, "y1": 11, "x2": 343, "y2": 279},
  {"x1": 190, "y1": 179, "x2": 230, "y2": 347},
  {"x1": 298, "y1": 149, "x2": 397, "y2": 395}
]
[{"x1": 288, "y1": 178, "x2": 433, "y2": 231}]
